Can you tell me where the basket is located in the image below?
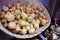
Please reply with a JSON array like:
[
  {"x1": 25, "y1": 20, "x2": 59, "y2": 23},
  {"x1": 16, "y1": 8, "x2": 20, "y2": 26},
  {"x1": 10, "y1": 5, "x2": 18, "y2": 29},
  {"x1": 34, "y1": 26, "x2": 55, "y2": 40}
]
[{"x1": 0, "y1": 0, "x2": 51, "y2": 39}]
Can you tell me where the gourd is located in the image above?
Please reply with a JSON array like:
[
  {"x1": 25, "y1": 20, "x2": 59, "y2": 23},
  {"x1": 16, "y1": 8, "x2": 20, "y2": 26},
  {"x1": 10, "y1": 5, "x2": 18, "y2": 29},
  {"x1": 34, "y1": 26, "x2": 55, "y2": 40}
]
[
  {"x1": 19, "y1": 20, "x2": 29, "y2": 26},
  {"x1": 2, "y1": 6, "x2": 9, "y2": 12},
  {"x1": 37, "y1": 6, "x2": 44, "y2": 12},
  {"x1": 26, "y1": 7, "x2": 32, "y2": 13},
  {"x1": 8, "y1": 22, "x2": 16, "y2": 29},
  {"x1": 21, "y1": 12, "x2": 28, "y2": 19},
  {"x1": 36, "y1": 19, "x2": 40, "y2": 24},
  {"x1": 27, "y1": 16, "x2": 33, "y2": 22},
  {"x1": 5, "y1": 13, "x2": 15, "y2": 22},
  {"x1": 15, "y1": 9, "x2": 21, "y2": 14},
  {"x1": 29, "y1": 27, "x2": 35, "y2": 34},
  {"x1": 21, "y1": 27, "x2": 27, "y2": 35},
  {"x1": 34, "y1": 23, "x2": 39, "y2": 29},
  {"x1": 46, "y1": 20, "x2": 49, "y2": 23},
  {"x1": 41, "y1": 19, "x2": 46, "y2": 26},
  {"x1": 16, "y1": 15, "x2": 21, "y2": 20},
  {"x1": 0, "y1": 12, "x2": 5, "y2": 19},
  {"x1": 15, "y1": 24, "x2": 21, "y2": 32},
  {"x1": 31, "y1": 13, "x2": 35, "y2": 18},
  {"x1": 26, "y1": 26, "x2": 30, "y2": 31},
  {"x1": 39, "y1": 13, "x2": 46, "y2": 19},
  {"x1": 3, "y1": 22, "x2": 8, "y2": 27},
  {"x1": 29, "y1": 24, "x2": 35, "y2": 34}
]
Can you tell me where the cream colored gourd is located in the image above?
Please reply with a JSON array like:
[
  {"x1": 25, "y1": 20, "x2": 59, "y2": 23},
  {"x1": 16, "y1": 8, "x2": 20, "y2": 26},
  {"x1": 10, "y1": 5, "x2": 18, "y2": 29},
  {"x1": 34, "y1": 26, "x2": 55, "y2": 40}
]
[
  {"x1": 29, "y1": 24, "x2": 35, "y2": 34},
  {"x1": 26, "y1": 7, "x2": 32, "y2": 13},
  {"x1": 12, "y1": 6, "x2": 16, "y2": 11},
  {"x1": 8, "y1": 22, "x2": 16, "y2": 29},
  {"x1": 31, "y1": 13, "x2": 35, "y2": 18},
  {"x1": 15, "y1": 24, "x2": 21, "y2": 32},
  {"x1": 15, "y1": 9, "x2": 21, "y2": 14},
  {"x1": 19, "y1": 20, "x2": 26, "y2": 26},
  {"x1": 21, "y1": 27, "x2": 27, "y2": 35},
  {"x1": 34, "y1": 23, "x2": 39, "y2": 29},
  {"x1": 29, "y1": 27, "x2": 35, "y2": 34},
  {"x1": 19, "y1": 20, "x2": 29, "y2": 26},
  {"x1": 27, "y1": 16, "x2": 33, "y2": 22},
  {"x1": 2, "y1": 6, "x2": 9, "y2": 12},
  {"x1": 26, "y1": 26, "x2": 30, "y2": 31},
  {"x1": 21, "y1": 12, "x2": 28, "y2": 19},
  {"x1": 5, "y1": 13, "x2": 15, "y2": 22},
  {"x1": 36, "y1": 19, "x2": 40, "y2": 24},
  {"x1": 16, "y1": 15, "x2": 20, "y2": 20}
]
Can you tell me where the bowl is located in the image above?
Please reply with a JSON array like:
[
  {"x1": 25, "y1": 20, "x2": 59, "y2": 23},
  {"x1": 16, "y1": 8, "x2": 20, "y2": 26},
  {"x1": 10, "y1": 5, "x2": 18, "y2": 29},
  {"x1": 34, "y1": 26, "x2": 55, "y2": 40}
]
[{"x1": 0, "y1": 0, "x2": 51, "y2": 39}]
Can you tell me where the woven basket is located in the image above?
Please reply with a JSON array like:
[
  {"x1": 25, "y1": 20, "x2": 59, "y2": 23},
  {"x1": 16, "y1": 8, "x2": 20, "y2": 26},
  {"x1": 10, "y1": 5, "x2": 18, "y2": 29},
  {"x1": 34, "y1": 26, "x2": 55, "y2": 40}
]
[{"x1": 0, "y1": 0, "x2": 51, "y2": 39}]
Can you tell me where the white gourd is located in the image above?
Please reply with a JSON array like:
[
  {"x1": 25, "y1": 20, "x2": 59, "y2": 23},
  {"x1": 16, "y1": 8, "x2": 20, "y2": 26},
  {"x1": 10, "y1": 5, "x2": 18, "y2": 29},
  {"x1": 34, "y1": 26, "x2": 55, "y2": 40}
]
[{"x1": 8, "y1": 22, "x2": 16, "y2": 29}]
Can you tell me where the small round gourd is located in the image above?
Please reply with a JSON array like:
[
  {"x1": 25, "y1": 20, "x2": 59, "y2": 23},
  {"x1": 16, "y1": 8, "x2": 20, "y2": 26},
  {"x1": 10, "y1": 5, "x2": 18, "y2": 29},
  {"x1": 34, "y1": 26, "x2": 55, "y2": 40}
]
[
  {"x1": 29, "y1": 27, "x2": 35, "y2": 34},
  {"x1": 31, "y1": 13, "x2": 35, "y2": 18},
  {"x1": 26, "y1": 26, "x2": 30, "y2": 31},
  {"x1": 21, "y1": 27, "x2": 27, "y2": 35},
  {"x1": 15, "y1": 9, "x2": 21, "y2": 14},
  {"x1": 21, "y1": 12, "x2": 28, "y2": 19},
  {"x1": 16, "y1": 15, "x2": 20, "y2": 20},
  {"x1": 15, "y1": 26, "x2": 21, "y2": 32},
  {"x1": 27, "y1": 16, "x2": 33, "y2": 22},
  {"x1": 41, "y1": 19, "x2": 46, "y2": 26},
  {"x1": 37, "y1": 6, "x2": 44, "y2": 12},
  {"x1": 26, "y1": 7, "x2": 32, "y2": 13},
  {"x1": 19, "y1": 21, "x2": 26, "y2": 26},
  {"x1": 8, "y1": 22, "x2": 16, "y2": 29},
  {"x1": 34, "y1": 23, "x2": 39, "y2": 29},
  {"x1": 36, "y1": 19, "x2": 40, "y2": 24},
  {"x1": 3, "y1": 22, "x2": 8, "y2": 27},
  {"x1": 5, "y1": 13, "x2": 15, "y2": 22},
  {"x1": 2, "y1": 6, "x2": 9, "y2": 12}
]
